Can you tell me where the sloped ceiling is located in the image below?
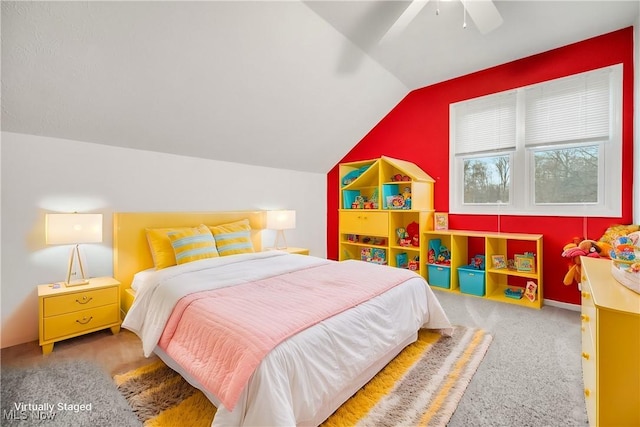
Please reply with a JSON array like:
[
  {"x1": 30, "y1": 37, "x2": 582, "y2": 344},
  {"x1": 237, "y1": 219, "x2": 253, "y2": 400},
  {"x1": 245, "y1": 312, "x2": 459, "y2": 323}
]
[{"x1": 2, "y1": 1, "x2": 638, "y2": 173}]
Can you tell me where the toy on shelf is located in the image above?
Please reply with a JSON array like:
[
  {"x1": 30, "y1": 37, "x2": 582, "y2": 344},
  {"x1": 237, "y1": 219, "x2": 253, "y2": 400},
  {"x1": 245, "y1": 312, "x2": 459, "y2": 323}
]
[
  {"x1": 387, "y1": 195, "x2": 405, "y2": 209},
  {"x1": 371, "y1": 248, "x2": 387, "y2": 265},
  {"x1": 524, "y1": 281, "x2": 538, "y2": 302},
  {"x1": 397, "y1": 227, "x2": 411, "y2": 247},
  {"x1": 408, "y1": 256, "x2": 419, "y2": 271},
  {"x1": 391, "y1": 174, "x2": 410, "y2": 182},
  {"x1": 406, "y1": 221, "x2": 419, "y2": 247},
  {"x1": 491, "y1": 254, "x2": 507, "y2": 269},
  {"x1": 402, "y1": 187, "x2": 412, "y2": 209},
  {"x1": 470, "y1": 255, "x2": 485, "y2": 270},
  {"x1": 371, "y1": 237, "x2": 386, "y2": 246},
  {"x1": 427, "y1": 239, "x2": 451, "y2": 265},
  {"x1": 396, "y1": 252, "x2": 408, "y2": 268},
  {"x1": 352, "y1": 195, "x2": 365, "y2": 209},
  {"x1": 370, "y1": 188, "x2": 379, "y2": 209},
  {"x1": 342, "y1": 165, "x2": 371, "y2": 187},
  {"x1": 515, "y1": 253, "x2": 535, "y2": 272},
  {"x1": 504, "y1": 288, "x2": 524, "y2": 299},
  {"x1": 434, "y1": 212, "x2": 448, "y2": 230}
]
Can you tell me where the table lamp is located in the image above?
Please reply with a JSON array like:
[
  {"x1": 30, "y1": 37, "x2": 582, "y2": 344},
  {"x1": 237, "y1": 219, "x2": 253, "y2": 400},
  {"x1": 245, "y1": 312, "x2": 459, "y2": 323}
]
[
  {"x1": 46, "y1": 213, "x2": 103, "y2": 286},
  {"x1": 266, "y1": 210, "x2": 296, "y2": 250}
]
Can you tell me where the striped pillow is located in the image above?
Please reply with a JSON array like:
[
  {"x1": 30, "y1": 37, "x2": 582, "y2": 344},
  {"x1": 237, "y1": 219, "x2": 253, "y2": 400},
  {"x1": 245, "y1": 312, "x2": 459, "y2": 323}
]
[
  {"x1": 168, "y1": 225, "x2": 219, "y2": 265},
  {"x1": 208, "y1": 219, "x2": 255, "y2": 256},
  {"x1": 146, "y1": 227, "x2": 193, "y2": 269}
]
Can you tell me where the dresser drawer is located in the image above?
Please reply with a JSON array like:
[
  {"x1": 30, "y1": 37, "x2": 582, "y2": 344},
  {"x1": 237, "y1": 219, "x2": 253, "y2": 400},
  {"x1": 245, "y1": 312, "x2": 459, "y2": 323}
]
[
  {"x1": 581, "y1": 280, "x2": 595, "y2": 309},
  {"x1": 581, "y1": 329, "x2": 597, "y2": 424},
  {"x1": 43, "y1": 286, "x2": 118, "y2": 317},
  {"x1": 43, "y1": 303, "x2": 119, "y2": 341},
  {"x1": 339, "y1": 211, "x2": 388, "y2": 235}
]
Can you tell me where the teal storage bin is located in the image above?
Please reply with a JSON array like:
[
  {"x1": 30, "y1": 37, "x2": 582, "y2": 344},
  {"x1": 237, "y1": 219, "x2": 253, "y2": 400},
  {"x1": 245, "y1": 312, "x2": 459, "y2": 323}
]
[
  {"x1": 427, "y1": 264, "x2": 450, "y2": 289},
  {"x1": 457, "y1": 266, "x2": 486, "y2": 296}
]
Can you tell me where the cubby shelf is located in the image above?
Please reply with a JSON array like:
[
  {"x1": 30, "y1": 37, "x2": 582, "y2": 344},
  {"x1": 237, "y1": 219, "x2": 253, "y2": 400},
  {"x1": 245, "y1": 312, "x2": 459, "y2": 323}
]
[
  {"x1": 422, "y1": 230, "x2": 543, "y2": 309},
  {"x1": 338, "y1": 157, "x2": 544, "y2": 310},
  {"x1": 339, "y1": 156, "x2": 434, "y2": 276}
]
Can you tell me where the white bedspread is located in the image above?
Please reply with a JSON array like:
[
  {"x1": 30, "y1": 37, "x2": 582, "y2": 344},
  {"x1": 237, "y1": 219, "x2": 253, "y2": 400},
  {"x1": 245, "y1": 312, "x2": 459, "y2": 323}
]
[{"x1": 123, "y1": 252, "x2": 452, "y2": 426}]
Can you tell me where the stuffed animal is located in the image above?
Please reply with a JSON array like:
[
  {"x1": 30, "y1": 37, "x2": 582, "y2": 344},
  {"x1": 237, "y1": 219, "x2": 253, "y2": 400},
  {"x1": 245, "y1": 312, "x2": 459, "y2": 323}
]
[
  {"x1": 561, "y1": 237, "x2": 609, "y2": 286},
  {"x1": 406, "y1": 222, "x2": 419, "y2": 247}
]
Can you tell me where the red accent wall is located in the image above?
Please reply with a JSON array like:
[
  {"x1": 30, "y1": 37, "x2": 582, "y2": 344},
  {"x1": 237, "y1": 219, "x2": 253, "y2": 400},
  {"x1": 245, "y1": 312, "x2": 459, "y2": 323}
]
[{"x1": 327, "y1": 28, "x2": 635, "y2": 305}]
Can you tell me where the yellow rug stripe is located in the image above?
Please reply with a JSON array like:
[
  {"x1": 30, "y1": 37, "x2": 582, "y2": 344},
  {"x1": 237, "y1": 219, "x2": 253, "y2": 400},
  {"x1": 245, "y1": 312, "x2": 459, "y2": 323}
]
[
  {"x1": 320, "y1": 329, "x2": 441, "y2": 427},
  {"x1": 418, "y1": 329, "x2": 484, "y2": 426},
  {"x1": 144, "y1": 391, "x2": 216, "y2": 427}
]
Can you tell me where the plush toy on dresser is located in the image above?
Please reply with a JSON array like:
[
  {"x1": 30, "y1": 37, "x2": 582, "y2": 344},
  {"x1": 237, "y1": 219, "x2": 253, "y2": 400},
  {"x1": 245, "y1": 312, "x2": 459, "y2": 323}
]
[{"x1": 561, "y1": 237, "x2": 609, "y2": 286}]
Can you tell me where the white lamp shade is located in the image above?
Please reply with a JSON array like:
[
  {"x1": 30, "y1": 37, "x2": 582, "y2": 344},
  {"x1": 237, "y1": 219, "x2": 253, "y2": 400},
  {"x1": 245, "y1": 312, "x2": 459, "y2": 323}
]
[
  {"x1": 266, "y1": 210, "x2": 296, "y2": 230},
  {"x1": 46, "y1": 213, "x2": 103, "y2": 245}
]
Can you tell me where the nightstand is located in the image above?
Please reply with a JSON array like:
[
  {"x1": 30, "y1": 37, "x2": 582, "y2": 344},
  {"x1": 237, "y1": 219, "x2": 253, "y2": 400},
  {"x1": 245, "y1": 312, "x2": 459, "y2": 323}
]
[
  {"x1": 38, "y1": 276, "x2": 121, "y2": 355},
  {"x1": 282, "y1": 247, "x2": 310, "y2": 255}
]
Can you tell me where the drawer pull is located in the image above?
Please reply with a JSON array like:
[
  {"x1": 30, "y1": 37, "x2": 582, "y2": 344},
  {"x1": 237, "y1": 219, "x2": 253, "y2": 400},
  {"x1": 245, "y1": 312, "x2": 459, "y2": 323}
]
[
  {"x1": 76, "y1": 316, "x2": 93, "y2": 325},
  {"x1": 584, "y1": 389, "x2": 591, "y2": 397},
  {"x1": 581, "y1": 352, "x2": 590, "y2": 360},
  {"x1": 76, "y1": 296, "x2": 93, "y2": 305},
  {"x1": 581, "y1": 314, "x2": 590, "y2": 322},
  {"x1": 582, "y1": 292, "x2": 590, "y2": 299}
]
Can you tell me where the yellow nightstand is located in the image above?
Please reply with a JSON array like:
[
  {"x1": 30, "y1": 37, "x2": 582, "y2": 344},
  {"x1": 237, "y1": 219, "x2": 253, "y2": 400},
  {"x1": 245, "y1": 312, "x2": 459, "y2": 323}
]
[
  {"x1": 38, "y1": 276, "x2": 121, "y2": 355},
  {"x1": 282, "y1": 247, "x2": 310, "y2": 255}
]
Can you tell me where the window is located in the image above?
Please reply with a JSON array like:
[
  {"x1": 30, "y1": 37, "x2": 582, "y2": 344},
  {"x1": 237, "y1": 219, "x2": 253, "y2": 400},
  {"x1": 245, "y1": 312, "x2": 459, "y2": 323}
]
[{"x1": 450, "y1": 64, "x2": 622, "y2": 217}]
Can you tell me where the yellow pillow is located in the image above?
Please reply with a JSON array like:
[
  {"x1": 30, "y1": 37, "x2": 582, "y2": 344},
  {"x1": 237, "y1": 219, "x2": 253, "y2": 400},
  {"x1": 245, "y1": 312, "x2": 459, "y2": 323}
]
[
  {"x1": 168, "y1": 225, "x2": 219, "y2": 265},
  {"x1": 145, "y1": 227, "x2": 191, "y2": 269},
  {"x1": 208, "y1": 219, "x2": 255, "y2": 256}
]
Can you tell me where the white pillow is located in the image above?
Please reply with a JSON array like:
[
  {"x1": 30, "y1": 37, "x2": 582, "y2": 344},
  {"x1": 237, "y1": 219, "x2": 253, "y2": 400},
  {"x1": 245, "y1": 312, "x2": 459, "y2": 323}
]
[{"x1": 131, "y1": 268, "x2": 157, "y2": 292}]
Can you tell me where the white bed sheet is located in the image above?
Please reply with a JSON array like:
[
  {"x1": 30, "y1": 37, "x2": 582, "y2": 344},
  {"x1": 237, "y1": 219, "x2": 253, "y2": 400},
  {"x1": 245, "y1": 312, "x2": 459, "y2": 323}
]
[{"x1": 122, "y1": 252, "x2": 452, "y2": 426}]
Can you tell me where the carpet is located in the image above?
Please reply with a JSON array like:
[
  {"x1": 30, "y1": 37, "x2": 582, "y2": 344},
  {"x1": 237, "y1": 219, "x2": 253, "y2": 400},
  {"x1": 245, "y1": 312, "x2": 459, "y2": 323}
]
[
  {"x1": 114, "y1": 326, "x2": 491, "y2": 427},
  {"x1": 1, "y1": 359, "x2": 141, "y2": 427}
]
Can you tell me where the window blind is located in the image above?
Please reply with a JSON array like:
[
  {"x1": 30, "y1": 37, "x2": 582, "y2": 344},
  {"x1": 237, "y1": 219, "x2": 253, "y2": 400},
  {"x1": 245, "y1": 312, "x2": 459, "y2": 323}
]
[
  {"x1": 453, "y1": 91, "x2": 516, "y2": 155},
  {"x1": 524, "y1": 68, "x2": 611, "y2": 146}
]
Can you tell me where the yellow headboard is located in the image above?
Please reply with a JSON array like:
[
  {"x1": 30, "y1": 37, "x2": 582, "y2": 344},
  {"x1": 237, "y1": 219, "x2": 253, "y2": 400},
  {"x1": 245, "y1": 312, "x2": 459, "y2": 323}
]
[{"x1": 113, "y1": 211, "x2": 265, "y2": 314}]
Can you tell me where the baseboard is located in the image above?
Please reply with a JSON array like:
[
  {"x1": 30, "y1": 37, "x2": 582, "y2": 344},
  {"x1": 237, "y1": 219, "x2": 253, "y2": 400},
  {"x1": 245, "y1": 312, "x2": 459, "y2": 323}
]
[{"x1": 543, "y1": 298, "x2": 581, "y2": 312}]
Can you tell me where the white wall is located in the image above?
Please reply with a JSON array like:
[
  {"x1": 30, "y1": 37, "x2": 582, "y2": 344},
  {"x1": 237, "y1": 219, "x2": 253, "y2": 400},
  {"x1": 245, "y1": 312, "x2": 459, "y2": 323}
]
[{"x1": 0, "y1": 132, "x2": 327, "y2": 348}]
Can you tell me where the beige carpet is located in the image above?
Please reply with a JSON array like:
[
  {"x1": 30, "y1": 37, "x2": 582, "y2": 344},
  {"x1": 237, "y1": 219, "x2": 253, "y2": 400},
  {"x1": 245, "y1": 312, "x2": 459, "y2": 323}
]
[{"x1": 115, "y1": 326, "x2": 492, "y2": 427}]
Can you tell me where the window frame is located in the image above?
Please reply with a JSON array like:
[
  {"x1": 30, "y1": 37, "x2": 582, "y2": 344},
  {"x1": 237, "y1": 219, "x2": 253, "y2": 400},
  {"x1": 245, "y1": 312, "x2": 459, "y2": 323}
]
[{"x1": 449, "y1": 64, "x2": 623, "y2": 217}]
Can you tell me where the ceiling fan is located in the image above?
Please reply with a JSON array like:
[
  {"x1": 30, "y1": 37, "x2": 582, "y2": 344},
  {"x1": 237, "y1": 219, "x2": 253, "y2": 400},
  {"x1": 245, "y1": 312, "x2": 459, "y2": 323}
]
[{"x1": 380, "y1": 0, "x2": 503, "y2": 44}]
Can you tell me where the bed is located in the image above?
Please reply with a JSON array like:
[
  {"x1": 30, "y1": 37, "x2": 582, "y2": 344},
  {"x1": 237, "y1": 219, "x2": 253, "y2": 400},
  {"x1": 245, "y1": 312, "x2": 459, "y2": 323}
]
[{"x1": 114, "y1": 211, "x2": 452, "y2": 426}]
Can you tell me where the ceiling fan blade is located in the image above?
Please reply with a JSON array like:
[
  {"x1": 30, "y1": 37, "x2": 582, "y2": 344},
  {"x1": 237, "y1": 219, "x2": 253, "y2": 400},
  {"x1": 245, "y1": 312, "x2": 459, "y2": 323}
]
[
  {"x1": 379, "y1": 0, "x2": 431, "y2": 45},
  {"x1": 465, "y1": 0, "x2": 503, "y2": 34}
]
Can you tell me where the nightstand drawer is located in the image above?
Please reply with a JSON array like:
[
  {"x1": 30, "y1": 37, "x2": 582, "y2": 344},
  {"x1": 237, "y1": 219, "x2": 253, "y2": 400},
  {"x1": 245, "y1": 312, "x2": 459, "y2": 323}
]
[
  {"x1": 43, "y1": 303, "x2": 119, "y2": 341},
  {"x1": 43, "y1": 286, "x2": 118, "y2": 317}
]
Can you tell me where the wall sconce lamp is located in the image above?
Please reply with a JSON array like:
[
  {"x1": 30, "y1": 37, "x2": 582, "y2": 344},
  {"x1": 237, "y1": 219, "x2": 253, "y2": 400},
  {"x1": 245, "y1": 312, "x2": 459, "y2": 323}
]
[
  {"x1": 45, "y1": 213, "x2": 103, "y2": 286},
  {"x1": 266, "y1": 210, "x2": 296, "y2": 250}
]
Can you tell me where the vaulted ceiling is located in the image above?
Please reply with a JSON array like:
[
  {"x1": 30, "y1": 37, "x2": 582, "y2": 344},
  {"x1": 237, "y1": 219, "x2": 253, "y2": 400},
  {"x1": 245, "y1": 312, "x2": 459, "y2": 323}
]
[{"x1": 2, "y1": 1, "x2": 638, "y2": 173}]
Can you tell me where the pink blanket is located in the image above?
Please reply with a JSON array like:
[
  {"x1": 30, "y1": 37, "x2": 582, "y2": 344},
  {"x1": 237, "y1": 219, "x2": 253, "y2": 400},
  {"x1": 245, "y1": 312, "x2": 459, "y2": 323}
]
[{"x1": 157, "y1": 260, "x2": 419, "y2": 411}]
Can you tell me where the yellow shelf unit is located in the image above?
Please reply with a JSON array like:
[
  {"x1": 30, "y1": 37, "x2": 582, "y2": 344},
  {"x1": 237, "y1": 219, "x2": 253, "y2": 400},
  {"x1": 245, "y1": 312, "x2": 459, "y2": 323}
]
[
  {"x1": 422, "y1": 230, "x2": 544, "y2": 309},
  {"x1": 339, "y1": 156, "x2": 435, "y2": 276}
]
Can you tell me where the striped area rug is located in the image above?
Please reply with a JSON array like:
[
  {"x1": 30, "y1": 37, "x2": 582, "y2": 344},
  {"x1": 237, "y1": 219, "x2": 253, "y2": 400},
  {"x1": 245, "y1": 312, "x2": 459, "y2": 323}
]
[{"x1": 114, "y1": 326, "x2": 491, "y2": 427}]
